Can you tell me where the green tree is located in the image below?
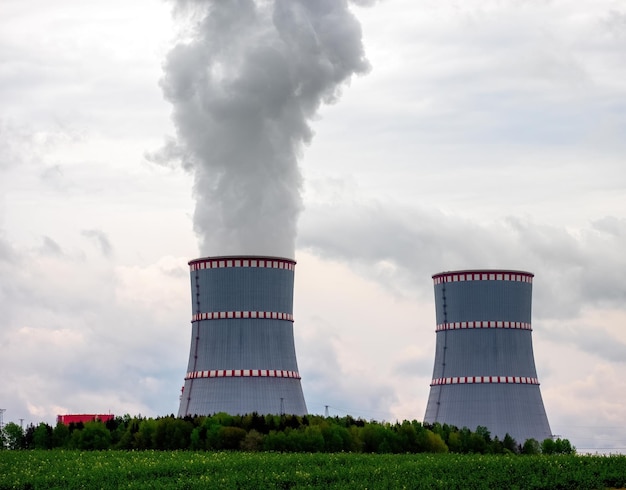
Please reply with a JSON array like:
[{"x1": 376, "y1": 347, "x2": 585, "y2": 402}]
[
  {"x1": 475, "y1": 426, "x2": 492, "y2": 444},
  {"x1": 218, "y1": 426, "x2": 247, "y2": 450},
  {"x1": 455, "y1": 427, "x2": 473, "y2": 453},
  {"x1": 213, "y1": 412, "x2": 235, "y2": 428},
  {"x1": 541, "y1": 438, "x2": 556, "y2": 455},
  {"x1": 263, "y1": 430, "x2": 288, "y2": 451},
  {"x1": 395, "y1": 420, "x2": 418, "y2": 452},
  {"x1": 153, "y1": 417, "x2": 193, "y2": 450},
  {"x1": 189, "y1": 426, "x2": 204, "y2": 450},
  {"x1": 116, "y1": 416, "x2": 141, "y2": 449},
  {"x1": 522, "y1": 438, "x2": 541, "y2": 455},
  {"x1": 490, "y1": 436, "x2": 505, "y2": 454},
  {"x1": 52, "y1": 422, "x2": 70, "y2": 448},
  {"x1": 300, "y1": 426, "x2": 325, "y2": 452},
  {"x1": 240, "y1": 429, "x2": 264, "y2": 451},
  {"x1": 31, "y1": 423, "x2": 53, "y2": 449},
  {"x1": 447, "y1": 431, "x2": 462, "y2": 453},
  {"x1": 424, "y1": 430, "x2": 448, "y2": 453},
  {"x1": 470, "y1": 433, "x2": 487, "y2": 453},
  {"x1": 108, "y1": 415, "x2": 130, "y2": 447},
  {"x1": 554, "y1": 438, "x2": 575, "y2": 455},
  {"x1": 248, "y1": 412, "x2": 268, "y2": 434},
  {"x1": 134, "y1": 419, "x2": 158, "y2": 449},
  {"x1": 348, "y1": 425, "x2": 364, "y2": 452},
  {"x1": 283, "y1": 428, "x2": 304, "y2": 451},
  {"x1": 3, "y1": 422, "x2": 26, "y2": 450},
  {"x1": 541, "y1": 437, "x2": 575, "y2": 455},
  {"x1": 320, "y1": 422, "x2": 351, "y2": 452},
  {"x1": 203, "y1": 418, "x2": 223, "y2": 450},
  {"x1": 503, "y1": 433, "x2": 518, "y2": 454},
  {"x1": 73, "y1": 421, "x2": 112, "y2": 450}
]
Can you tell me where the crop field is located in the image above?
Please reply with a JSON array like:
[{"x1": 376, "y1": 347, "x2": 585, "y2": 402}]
[{"x1": 1, "y1": 450, "x2": 625, "y2": 489}]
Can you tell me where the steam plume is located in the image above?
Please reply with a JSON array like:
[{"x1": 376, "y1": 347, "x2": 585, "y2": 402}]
[{"x1": 160, "y1": 0, "x2": 369, "y2": 258}]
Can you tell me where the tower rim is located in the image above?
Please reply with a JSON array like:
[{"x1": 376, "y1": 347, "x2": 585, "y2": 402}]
[
  {"x1": 189, "y1": 255, "x2": 296, "y2": 266},
  {"x1": 432, "y1": 269, "x2": 534, "y2": 279}
]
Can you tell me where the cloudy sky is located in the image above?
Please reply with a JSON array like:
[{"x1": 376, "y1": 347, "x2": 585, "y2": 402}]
[{"x1": 1, "y1": 0, "x2": 626, "y2": 453}]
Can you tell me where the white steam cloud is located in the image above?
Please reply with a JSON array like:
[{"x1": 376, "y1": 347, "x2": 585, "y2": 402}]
[{"x1": 159, "y1": 0, "x2": 369, "y2": 258}]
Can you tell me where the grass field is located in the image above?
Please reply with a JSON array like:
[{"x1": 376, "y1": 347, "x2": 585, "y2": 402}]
[{"x1": 1, "y1": 450, "x2": 626, "y2": 489}]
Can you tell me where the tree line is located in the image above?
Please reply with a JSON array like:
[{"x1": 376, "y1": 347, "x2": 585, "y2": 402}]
[{"x1": 0, "y1": 413, "x2": 574, "y2": 455}]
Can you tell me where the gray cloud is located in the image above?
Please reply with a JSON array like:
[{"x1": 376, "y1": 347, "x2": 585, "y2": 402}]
[
  {"x1": 0, "y1": 244, "x2": 189, "y2": 424},
  {"x1": 0, "y1": 121, "x2": 35, "y2": 171},
  {"x1": 40, "y1": 236, "x2": 63, "y2": 257},
  {"x1": 39, "y1": 164, "x2": 68, "y2": 192},
  {"x1": 393, "y1": 356, "x2": 433, "y2": 378},
  {"x1": 298, "y1": 201, "x2": 626, "y2": 319},
  {"x1": 81, "y1": 229, "x2": 113, "y2": 257},
  {"x1": 0, "y1": 234, "x2": 16, "y2": 263},
  {"x1": 542, "y1": 324, "x2": 626, "y2": 365},
  {"x1": 603, "y1": 9, "x2": 626, "y2": 37},
  {"x1": 297, "y1": 319, "x2": 397, "y2": 419},
  {"x1": 159, "y1": 0, "x2": 369, "y2": 258},
  {"x1": 0, "y1": 238, "x2": 27, "y2": 320},
  {"x1": 591, "y1": 216, "x2": 626, "y2": 238}
]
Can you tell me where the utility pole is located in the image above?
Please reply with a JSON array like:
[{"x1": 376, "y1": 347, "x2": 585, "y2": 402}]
[{"x1": 325, "y1": 405, "x2": 329, "y2": 418}]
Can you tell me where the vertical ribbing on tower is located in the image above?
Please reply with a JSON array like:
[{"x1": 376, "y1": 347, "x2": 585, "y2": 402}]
[
  {"x1": 423, "y1": 270, "x2": 551, "y2": 444},
  {"x1": 178, "y1": 256, "x2": 307, "y2": 416}
]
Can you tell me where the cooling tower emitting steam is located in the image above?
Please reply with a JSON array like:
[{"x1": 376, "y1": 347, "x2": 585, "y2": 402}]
[
  {"x1": 161, "y1": 1, "x2": 369, "y2": 416},
  {"x1": 160, "y1": 0, "x2": 370, "y2": 258}
]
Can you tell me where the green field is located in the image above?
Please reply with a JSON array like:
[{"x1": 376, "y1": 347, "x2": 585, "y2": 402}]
[{"x1": 1, "y1": 451, "x2": 625, "y2": 489}]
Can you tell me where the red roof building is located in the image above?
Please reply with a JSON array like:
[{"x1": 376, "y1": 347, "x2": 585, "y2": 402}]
[{"x1": 56, "y1": 414, "x2": 114, "y2": 425}]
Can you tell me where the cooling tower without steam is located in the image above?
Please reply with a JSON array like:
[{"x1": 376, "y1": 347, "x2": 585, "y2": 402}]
[
  {"x1": 423, "y1": 270, "x2": 551, "y2": 443},
  {"x1": 178, "y1": 256, "x2": 307, "y2": 416}
]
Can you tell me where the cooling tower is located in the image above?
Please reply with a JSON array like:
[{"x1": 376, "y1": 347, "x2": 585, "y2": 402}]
[
  {"x1": 423, "y1": 270, "x2": 551, "y2": 444},
  {"x1": 178, "y1": 256, "x2": 307, "y2": 417}
]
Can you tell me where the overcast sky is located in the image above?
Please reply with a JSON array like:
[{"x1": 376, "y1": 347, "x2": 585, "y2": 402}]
[{"x1": 1, "y1": 0, "x2": 626, "y2": 453}]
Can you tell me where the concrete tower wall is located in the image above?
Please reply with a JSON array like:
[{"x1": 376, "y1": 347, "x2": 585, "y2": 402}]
[
  {"x1": 423, "y1": 270, "x2": 551, "y2": 443},
  {"x1": 178, "y1": 256, "x2": 307, "y2": 417}
]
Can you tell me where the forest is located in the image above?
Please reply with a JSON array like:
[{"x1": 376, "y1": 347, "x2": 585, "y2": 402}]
[{"x1": 1, "y1": 413, "x2": 574, "y2": 455}]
